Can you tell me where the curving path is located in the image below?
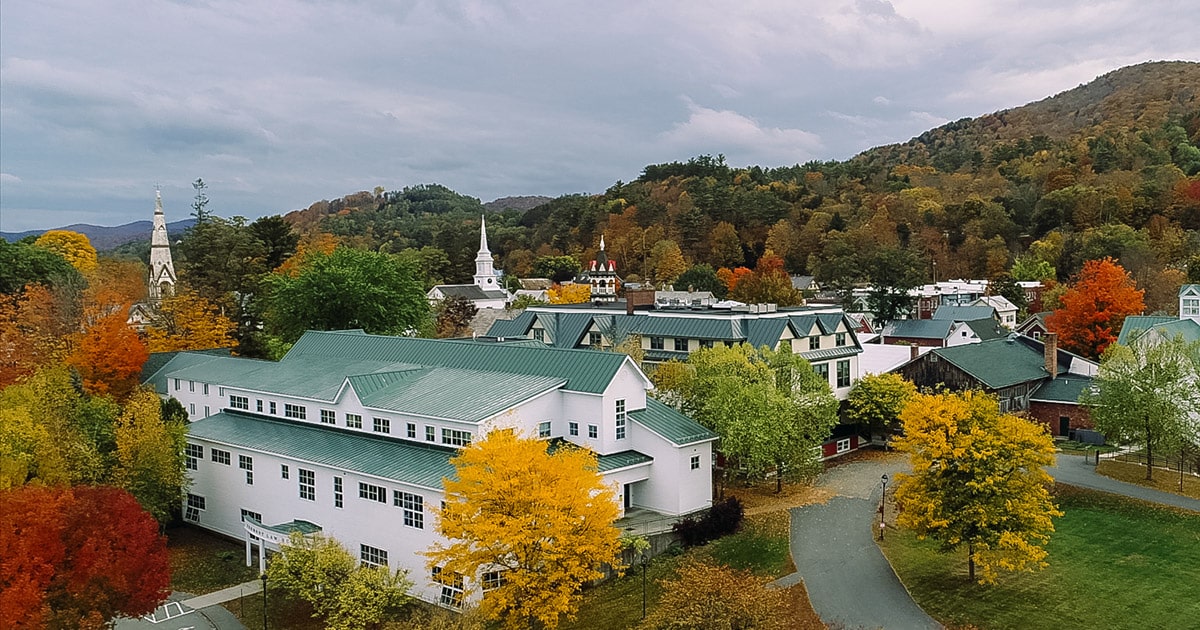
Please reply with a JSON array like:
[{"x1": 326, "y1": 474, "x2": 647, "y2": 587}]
[
  {"x1": 1047, "y1": 454, "x2": 1200, "y2": 512},
  {"x1": 778, "y1": 455, "x2": 941, "y2": 630}
]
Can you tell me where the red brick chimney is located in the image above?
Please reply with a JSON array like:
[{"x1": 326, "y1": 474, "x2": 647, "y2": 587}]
[
  {"x1": 910, "y1": 343, "x2": 920, "y2": 362},
  {"x1": 1044, "y1": 332, "x2": 1058, "y2": 378},
  {"x1": 625, "y1": 289, "x2": 656, "y2": 315}
]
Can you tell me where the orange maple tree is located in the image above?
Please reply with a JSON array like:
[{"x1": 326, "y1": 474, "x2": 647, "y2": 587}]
[
  {"x1": 0, "y1": 485, "x2": 169, "y2": 629},
  {"x1": 143, "y1": 290, "x2": 236, "y2": 352},
  {"x1": 716, "y1": 266, "x2": 753, "y2": 294},
  {"x1": 67, "y1": 310, "x2": 149, "y2": 399},
  {"x1": 1046, "y1": 257, "x2": 1145, "y2": 358},
  {"x1": 0, "y1": 285, "x2": 76, "y2": 388}
]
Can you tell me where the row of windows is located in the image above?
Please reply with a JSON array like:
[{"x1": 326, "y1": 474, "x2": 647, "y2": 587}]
[{"x1": 248, "y1": 404, "x2": 475, "y2": 447}]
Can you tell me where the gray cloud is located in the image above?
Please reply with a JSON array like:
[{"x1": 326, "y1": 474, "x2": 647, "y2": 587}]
[{"x1": 1, "y1": 0, "x2": 1197, "y2": 232}]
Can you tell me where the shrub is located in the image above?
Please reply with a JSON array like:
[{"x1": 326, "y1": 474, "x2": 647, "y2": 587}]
[{"x1": 672, "y1": 497, "x2": 744, "y2": 547}]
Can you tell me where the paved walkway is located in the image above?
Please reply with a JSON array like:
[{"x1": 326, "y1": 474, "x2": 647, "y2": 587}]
[
  {"x1": 115, "y1": 587, "x2": 252, "y2": 630},
  {"x1": 180, "y1": 579, "x2": 262, "y2": 610},
  {"x1": 1047, "y1": 454, "x2": 1200, "y2": 512},
  {"x1": 777, "y1": 455, "x2": 941, "y2": 630}
]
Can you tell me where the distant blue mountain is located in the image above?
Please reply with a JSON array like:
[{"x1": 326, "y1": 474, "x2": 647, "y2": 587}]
[{"x1": 1, "y1": 219, "x2": 197, "y2": 250}]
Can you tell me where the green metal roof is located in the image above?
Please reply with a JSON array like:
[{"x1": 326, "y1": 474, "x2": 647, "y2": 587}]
[
  {"x1": 886, "y1": 319, "x2": 952, "y2": 340},
  {"x1": 143, "y1": 351, "x2": 241, "y2": 394},
  {"x1": 597, "y1": 450, "x2": 654, "y2": 472},
  {"x1": 745, "y1": 318, "x2": 790, "y2": 349},
  {"x1": 628, "y1": 315, "x2": 742, "y2": 341},
  {"x1": 247, "y1": 517, "x2": 322, "y2": 535},
  {"x1": 348, "y1": 367, "x2": 566, "y2": 423},
  {"x1": 630, "y1": 398, "x2": 718, "y2": 446},
  {"x1": 535, "y1": 312, "x2": 595, "y2": 348},
  {"x1": 168, "y1": 355, "x2": 412, "y2": 401},
  {"x1": 1030, "y1": 376, "x2": 1093, "y2": 404},
  {"x1": 285, "y1": 330, "x2": 634, "y2": 394},
  {"x1": 1116, "y1": 316, "x2": 1177, "y2": 345},
  {"x1": 800, "y1": 346, "x2": 861, "y2": 362},
  {"x1": 931, "y1": 338, "x2": 1053, "y2": 390},
  {"x1": 933, "y1": 305, "x2": 997, "y2": 321},
  {"x1": 964, "y1": 318, "x2": 1006, "y2": 341},
  {"x1": 487, "y1": 310, "x2": 536, "y2": 338},
  {"x1": 187, "y1": 411, "x2": 458, "y2": 490}
]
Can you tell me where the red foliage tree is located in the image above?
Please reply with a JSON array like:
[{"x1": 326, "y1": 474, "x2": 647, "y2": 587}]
[
  {"x1": 67, "y1": 310, "x2": 149, "y2": 399},
  {"x1": 0, "y1": 485, "x2": 169, "y2": 629},
  {"x1": 1046, "y1": 257, "x2": 1146, "y2": 358}
]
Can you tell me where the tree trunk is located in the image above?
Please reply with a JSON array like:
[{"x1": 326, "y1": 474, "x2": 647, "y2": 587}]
[
  {"x1": 1145, "y1": 418, "x2": 1154, "y2": 481},
  {"x1": 776, "y1": 461, "x2": 783, "y2": 493},
  {"x1": 968, "y1": 543, "x2": 975, "y2": 582}
]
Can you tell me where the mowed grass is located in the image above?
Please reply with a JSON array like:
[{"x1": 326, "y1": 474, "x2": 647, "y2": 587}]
[{"x1": 880, "y1": 486, "x2": 1200, "y2": 630}]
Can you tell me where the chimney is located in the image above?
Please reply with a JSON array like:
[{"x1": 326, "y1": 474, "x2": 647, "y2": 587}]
[
  {"x1": 910, "y1": 344, "x2": 919, "y2": 362},
  {"x1": 625, "y1": 289, "x2": 656, "y2": 315},
  {"x1": 1044, "y1": 332, "x2": 1058, "y2": 378}
]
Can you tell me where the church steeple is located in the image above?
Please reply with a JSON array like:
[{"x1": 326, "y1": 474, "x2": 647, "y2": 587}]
[
  {"x1": 473, "y1": 215, "x2": 498, "y2": 290},
  {"x1": 589, "y1": 235, "x2": 617, "y2": 302},
  {"x1": 148, "y1": 188, "x2": 177, "y2": 302}
]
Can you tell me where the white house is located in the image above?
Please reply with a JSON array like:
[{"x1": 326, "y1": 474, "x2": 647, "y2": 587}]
[
  {"x1": 971, "y1": 295, "x2": 1019, "y2": 329},
  {"x1": 147, "y1": 330, "x2": 715, "y2": 608}
]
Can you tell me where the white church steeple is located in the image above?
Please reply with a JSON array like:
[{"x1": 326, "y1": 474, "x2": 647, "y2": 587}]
[
  {"x1": 473, "y1": 215, "x2": 498, "y2": 290},
  {"x1": 148, "y1": 188, "x2": 177, "y2": 302}
]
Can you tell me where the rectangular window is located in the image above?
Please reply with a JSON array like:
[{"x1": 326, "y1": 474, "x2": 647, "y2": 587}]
[
  {"x1": 239, "y1": 455, "x2": 253, "y2": 485},
  {"x1": 211, "y1": 449, "x2": 231, "y2": 465},
  {"x1": 835, "y1": 332, "x2": 847, "y2": 347},
  {"x1": 482, "y1": 570, "x2": 506, "y2": 591},
  {"x1": 812, "y1": 363, "x2": 829, "y2": 381},
  {"x1": 538, "y1": 421, "x2": 551, "y2": 438},
  {"x1": 588, "y1": 424, "x2": 598, "y2": 439},
  {"x1": 589, "y1": 332, "x2": 602, "y2": 346},
  {"x1": 203, "y1": 406, "x2": 210, "y2": 418},
  {"x1": 360, "y1": 544, "x2": 388, "y2": 568},
  {"x1": 700, "y1": 339, "x2": 714, "y2": 349},
  {"x1": 189, "y1": 403, "x2": 195, "y2": 415},
  {"x1": 569, "y1": 421, "x2": 579, "y2": 436},
  {"x1": 346, "y1": 413, "x2": 362, "y2": 429},
  {"x1": 189, "y1": 381, "x2": 195, "y2": 392},
  {"x1": 269, "y1": 401, "x2": 277, "y2": 415},
  {"x1": 615, "y1": 399, "x2": 627, "y2": 440},
  {"x1": 650, "y1": 336, "x2": 664, "y2": 350},
  {"x1": 185, "y1": 493, "x2": 205, "y2": 522},
  {"x1": 203, "y1": 383, "x2": 209, "y2": 395},
  {"x1": 359, "y1": 482, "x2": 387, "y2": 503},
  {"x1": 174, "y1": 378, "x2": 180, "y2": 391},
  {"x1": 433, "y1": 568, "x2": 465, "y2": 609},
  {"x1": 373, "y1": 417, "x2": 391, "y2": 434},
  {"x1": 394, "y1": 491, "x2": 424, "y2": 529},
  {"x1": 836, "y1": 359, "x2": 851, "y2": 388},
  {"x1": 673, "y1": 338, "x2": 688, "y2": 352},
  {"x1": 334, "y1": 477, "x2": 343, "y2": 509},
  {"x1": 532, "y1": 328, "x2": 545, "y2": 342},
  {"x1": 281, "y1": 464, "x2": 289, "y2": 479},
  {"x1": 284, "y1": 404, "x2": 306, "y2": 420},
  {"x1": 219, "y1": 387, "x2": 225, "y2": 397},
  {"x1": 836, "y1": 438, "x2": 851, "y2": 454},
  {"x1": 809, "y1": 335, "x2": 820, "y2": 350},
  {"x1": 240, "y1": 508, "x2": 262, "y2": 523},
  {"x1": 256, "y1": 399, "x2": 264, "y2": 413},
  {"x1": 1184, "y1": 298, "x2": 1200, "y2": 317},
  {"x1": 426, "y1": 426, "x2": 436, "y2": 442},
  {"x1": 691, "y1": 454, "x2": 701, "y2": 470},
  {"x1": 407, "y1": 423, "x2": 417, "y2": 439},
  {"x1": 320, "y1": 409, "x2": 336, "y2": 424},
  {"x1": 185, "y1": 444, "x2": 203, "y2": 470},
  {"x1": 230, "y1": 395, "x2": 249, "y2": 410},
  {"x1": 442, "y1": 428, "x2": 472, "y2": 446},
  {"x1": 299, "y1": 469, "x2": 315, "y2": 501}
]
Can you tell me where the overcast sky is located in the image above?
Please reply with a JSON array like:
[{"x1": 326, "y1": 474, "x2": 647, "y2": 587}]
[{"x1": 1, "y1": 0, "x2": 1197, "y2": 233}]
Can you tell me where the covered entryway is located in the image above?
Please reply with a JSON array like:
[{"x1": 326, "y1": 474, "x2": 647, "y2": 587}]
[{"x1": 244, "y1": 518, "x2": 321, "y2": 572}]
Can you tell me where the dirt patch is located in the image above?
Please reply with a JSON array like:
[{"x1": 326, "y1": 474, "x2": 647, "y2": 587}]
[{"x1": 780, "y1": 580, "x2": 826, "y2": 629}]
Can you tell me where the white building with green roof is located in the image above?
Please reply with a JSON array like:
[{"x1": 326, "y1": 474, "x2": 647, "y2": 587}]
[{"x1": 146, "y1": 330, "x2": 716, "y2": 608}]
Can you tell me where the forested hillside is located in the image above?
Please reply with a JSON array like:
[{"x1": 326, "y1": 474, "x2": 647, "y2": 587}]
[{"x1": 284, "y1": 61, "x2": 1200, "y2": 314}]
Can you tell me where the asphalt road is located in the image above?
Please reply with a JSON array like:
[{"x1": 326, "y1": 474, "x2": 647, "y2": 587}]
[{"x1": 1048, "y1": 454, "x2": 1200, "y2": 512}]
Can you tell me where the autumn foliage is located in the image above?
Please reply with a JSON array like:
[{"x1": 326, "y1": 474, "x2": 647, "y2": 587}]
[
  {"x1": 547, "y1": 282, "x2": 591, "y2": 304},
  {"x1": 641, "y1": 560, "x2": 787, "y2": 630},
  {"x1": 144, "y1": 290, "x2": 236, "y2": 352},
  {"x1": 1046, "y1": 257, "x2": 1145, "y2": 358},
  {"x1": 0, "y1": 485, "x2": 169, "y2": 629},
  {"x1": 67, "y1": 310, "x2": 149, "y2": 399},
  {"x1": 34, "y1": 230, "x2": 98, "y2": 274}
]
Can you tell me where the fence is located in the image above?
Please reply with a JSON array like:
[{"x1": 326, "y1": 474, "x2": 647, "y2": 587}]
[{"x1": 1109, "y1": 449, "x2": 1200, "y2": 477}]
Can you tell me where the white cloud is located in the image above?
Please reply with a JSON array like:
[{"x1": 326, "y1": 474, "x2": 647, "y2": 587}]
[
  {"x1": 873, "y1": 96, "x2": 892, "y2": 106},
  {"x1": 0, "y1": 173, "x2": 21, "y2": 184},
  {"x1": 661, "y1": 103, "x2": 823, "y2": 165}
]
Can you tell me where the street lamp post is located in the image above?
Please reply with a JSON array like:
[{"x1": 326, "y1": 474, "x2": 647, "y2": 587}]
[
  {"x1": 879, "y1": 474, "x2": 889, "y2": 541},
  {"x1": 261, "y1": 572, "x2": 268, "y2": 630}
]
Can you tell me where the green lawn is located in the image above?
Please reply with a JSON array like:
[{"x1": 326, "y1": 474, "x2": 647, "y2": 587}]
[
  {"x1": 881, "y1": 486, "x2": 1200, "y2": 630},
  {"x1": 167, "y1": 527, "x2": 259, "y2": 595}
]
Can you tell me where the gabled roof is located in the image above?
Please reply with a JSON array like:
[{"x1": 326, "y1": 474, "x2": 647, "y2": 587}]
[
  {"x1": 143, "y1": 350, "x2": 240, "y2": 394},
  {"x1": 630, "y1": 398, "x2": 719, "y2": 446},
  {"x1": 168, "y1": 354, "x2": 411, "y2": 401},
  {"x1": 430, "y1": 284, "x2": 509, "y2": 301},
  {"x1": 963, "y1": 318, "x2": 1006, "y2": 341},
  {"x1": 1116, "y1": 316, "x2": 1177, "y2": 345},
  {"x1": 538, "y1": 311, "x2": 596, "y2": 348},
  {"x1": 1016, "y1": 312, "x2": 1051, "y2": 333},
  {"x1": 972, "y1": 295, "x2": 1018, "y2": 312},
  {"x1": 488, "y1": 310, "x2": 536, "y2": 338},
  {"x1": 745, "y1": 318, "x2": 791, "y2": 349},
  {"x1": 285, "y1": 330, "x2": 639, "y2": 394},
  {"x1": 1180, "y1": 284, "x2": 1200, "y2": 296},
  {"x1": 346, "y1": 368, "x2": 566, "y2": 423},
  {"x1": 790, "y1": 275, "x2": 818, "y2": 290},
  {"x1": 927, "y1": 338, "x2": 1051, "y2": 389},
  {"x1": 932, "y1": 305, "x2": 997, "y2": 322},
  {"x1": 628, "y1": 315, "x2": 742, "y2": 340},
  {"x1": 884, "y1": 319, "x2": 953, "y2": 340},
  {"x1": 188, "y1": 411, "x2": 457, "y2": 490},
  {"x1": 1030, "y1": 376, "x2": 1093, "y2": 404}
]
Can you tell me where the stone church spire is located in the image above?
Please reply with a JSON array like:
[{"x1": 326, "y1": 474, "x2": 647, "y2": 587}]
[
  {"x1": 148, "y1": 188, "x2": 177, "y2": 302},
  {"x1": 474, "y1": 215, "x2": 498, "y2": 290}
]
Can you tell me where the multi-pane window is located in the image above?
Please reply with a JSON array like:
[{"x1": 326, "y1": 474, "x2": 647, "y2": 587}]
[
  {"x1": 538, "y1": 422, "x2": 551, "y2": 438},
  {"x1": 691, "y1": 455, "x2": 701, "y2": 470},
  {"x1": 185, "y1": 494, "x2": 205, "y2": 522},
  {"x1": 836, "y1": 438, "x2": 851, "y2": 454},
  {"x1": 256, "y1": 399, "x2": 264, "y2": 412},
  {"x1": 239, "y1": 455, "x2": 253, "y2": 485},
  {"x1": 334, "y1": 477, "x2": 344, "y2": 508},
  {"x1": 1184, "y1": 297, "x2": 1200, "y2": 317},
  {"x1": 836, "y1": 359, "x2": 851, "y2": 388},
  {"x1": 395, "y1": 491, "x2": 424, "y2": 529},
  {"x1": 203, "y1": 383, "x2": 209, "y2": 395},
  {"x1": 299, "y1": 469, "x2": 315, "y2": 501},
  {"x1": 211, "y1": 449, "x2": 231, "y2": 465},
  {"x1": 320, "y1": 409, "x2": 336, "y2": 424},
  {"x1": 650, "y1": 337, "x2": 664, "y2": 350},
  {"x1": 174, "y1": 378, "x2": 180, "y2": 391},
  {"x1": 185, "y1": 444, "x2": 203, "y2": 470},
  {"x1": 482, "y1": 570, "x2": 506, "y2": 591},
  {"x1": 835, "y1": 332, "x2": 847, "y2": 347},
  {"x1": 230, "y1": 395, "x2": 249, "y2": 410},
  {"x1": 615, "y1": 399, "x2": 626, "y2": 439},
  {"x1": 373, "y1": 417, "x2": 391, "y2": 434},
  {"x1": 204, "y1": 405, "x2": 210, "y2": 418},
  {"x1": 589, "y1": 332, "x2": 602, "y2": 346},
  {"x1": 700, "y1": 339, "x2": 714, "y2": 349},
  {"x1": 433, "y1": 568, "x2": 465, "y2": 608},
  {"x1": 359, "y1": 482, "x2": 387, "y2": 503},
  {"x1": 281, "y1": 464, "x2": 289, "y2": 479},
  {"x1": 569, "y1": 421, "x2": 579, "y2": 436},
  {"x1": 189, "y1": 381, "x2": 195, "y2": 392},
  {"x1": 189, "y1": 403, "x2": 195, "y2": 415},
  {"x1": 269, "y1": 402, "x2": 277, "y2": 415},
  {"x1": 284, "y1": 404, "x2": 306, "y2": 420},
  {"x1": 532, "y1": 328, "x2": 545, "y2": 342},
  {"x1": 588, "y1": 424, "x2": 598, "y2": 439},
  {"x1": 346, "y1": 413, "x2": 362, "y2": 429},
  {"x1": 240, "y1": 508, "x2": 262, "y2": 523},
  {"x1": 809, "y1": 336, "x2": 820, "y2": 350},
  {"x1": 812, "y1": 363, "x2": 829, "y2": 382},
  {"x1": 360, "y1": 544, "x2": 388, "y2": 568},
  {"x1": 673, "y1": 338, "x2": 688, "y2": 352},
  {"x1": 407, "y1": 423, "x2": 416, "y2": 439},
  {"x1": 442, "y1": 429, "x2": 472, "y2": 446},
  {"x1": 425, "y1": 426, "x2": 436, "y2": 442}
]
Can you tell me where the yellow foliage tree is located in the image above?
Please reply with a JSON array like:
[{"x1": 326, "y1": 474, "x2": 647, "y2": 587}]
[
  {"x1": 426, "y1": 430, "x2": 622, "y2": 629},
  {"x1": 143, "y1": 290, "x2": 236, "y2": 352},
  {"x1": 113, "y1": 388, "x2": 188, "y2": 523},
  {"x1": 892, "y1": 391, "x2": 1062, "y2": 584},
  {"x1": 640, "y1": 560, "x2": 787, "y2": 630},
  {"x1": 34, "y1": 230, "x2": 98, "y2": 274},
  {"x1": 547, "y1": 283, "x2": 591, "y2": 305}
]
